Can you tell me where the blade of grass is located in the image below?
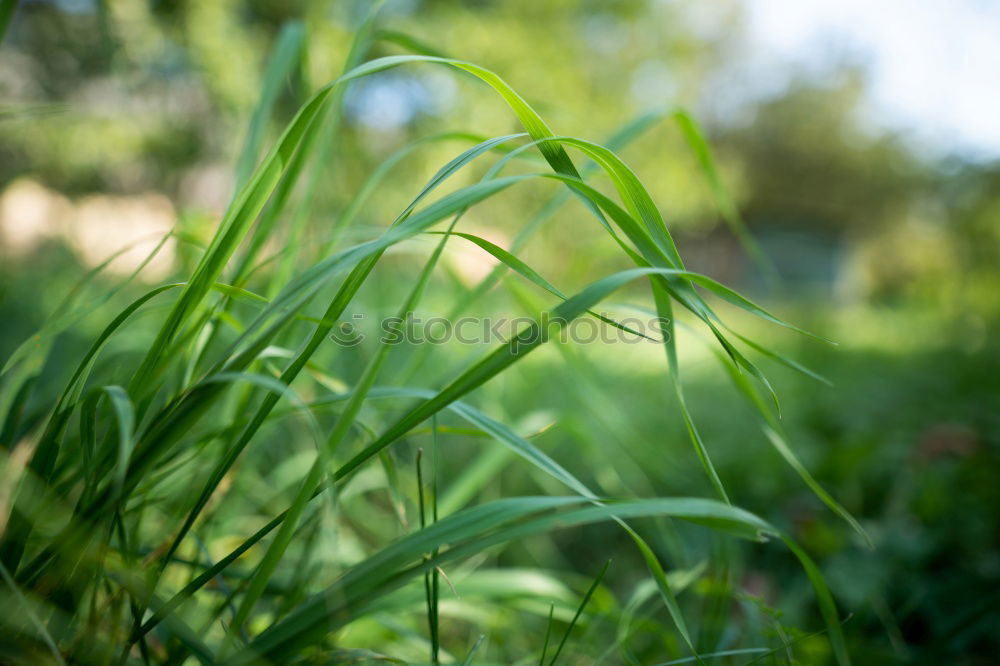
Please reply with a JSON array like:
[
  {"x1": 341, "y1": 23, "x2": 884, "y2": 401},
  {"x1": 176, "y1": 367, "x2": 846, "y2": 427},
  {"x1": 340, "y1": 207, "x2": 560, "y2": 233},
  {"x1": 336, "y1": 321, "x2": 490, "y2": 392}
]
[
  {"x1": 100, "y1": 386, "x2": 135, "y2": 505},
  {"x1": 138, "y1": 141, "x2": 527, "y2": 601},
  {"x1": 547, "y1": 560, "x2": 610, "y2": 665},
  {"x1": 0, "y1": 560, "x2": 66, "y2": 666},
  {"x1": 428, "y1": 231, "x2": 656, "y2": 341},
  {"x1": 539, "y1": 603, "x2": 555, "y2": 666},
  {"x1": 670, "y1": 109, "x2": 778, "y2": 286},
  {"x1": 417, "y1": 448, "x2": 440, "y2": 664},
  {"x1": 714, "y1": 349, "x2": 871, "y2": 548},
  {"x1": 461, "y1": 633, "x2": 486, "y2": 665},
  {"x1": 228, "y1": 495, "x2": 778, "y2": 664},
  {"x1": 233, "y1": 20, "x2": 305, "y2": 192},
  {"x1": 0, "y1": 0, "x2": 17, "y2": 45},
  {"x1": 218, "y1": 194, "x2": 467, "y2": 659}
]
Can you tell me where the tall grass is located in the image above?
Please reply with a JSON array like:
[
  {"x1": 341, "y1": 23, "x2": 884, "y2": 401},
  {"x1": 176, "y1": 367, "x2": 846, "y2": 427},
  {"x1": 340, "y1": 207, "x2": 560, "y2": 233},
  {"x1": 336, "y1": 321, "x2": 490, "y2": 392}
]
[{"x1": 0, "y1": 10, "x2": 862, "y2": 665}]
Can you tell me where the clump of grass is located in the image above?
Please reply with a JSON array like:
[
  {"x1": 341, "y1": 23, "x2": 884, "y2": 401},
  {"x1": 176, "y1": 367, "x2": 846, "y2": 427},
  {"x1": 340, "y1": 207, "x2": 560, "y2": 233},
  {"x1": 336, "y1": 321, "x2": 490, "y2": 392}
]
[{"x1": 0, "y1": 9, "x2": 862, "y2": 666}]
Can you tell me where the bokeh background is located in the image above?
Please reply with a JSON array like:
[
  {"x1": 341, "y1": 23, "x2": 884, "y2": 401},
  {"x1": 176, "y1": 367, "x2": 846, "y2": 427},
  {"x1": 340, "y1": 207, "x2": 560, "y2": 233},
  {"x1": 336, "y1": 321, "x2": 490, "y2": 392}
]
[{"x1": 1, "y1": 0, "x2": 998, "y2": 663}]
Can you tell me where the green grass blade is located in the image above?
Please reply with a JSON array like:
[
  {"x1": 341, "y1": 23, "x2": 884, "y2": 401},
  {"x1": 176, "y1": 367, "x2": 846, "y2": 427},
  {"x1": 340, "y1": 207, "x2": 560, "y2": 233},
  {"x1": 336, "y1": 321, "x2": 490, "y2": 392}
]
[
  {"x1": 333, "y1": 266, "x2": 746, "y2": 486},
  {"x1": 671, "y1": 109, "x2": 778, "y2": 285},
  {"x1": 0, "y1": 561, "x2": 66, "y2": 666},
  {"x1": 429, "y1": 230, "x2": 656, "y2": 340},
  {"x1": 1, "y1": 230, "x2": 173, "y2": 377},
  {"x1": 147, "y1": 144, "x2": 525, "y2": 597},
  {"x1": 782, "y1": 537, "x2": 852, "y2": 666},
  {"x1": 0, "y1": 0, "x2": 17, "y2": 45},
  {"x1": 726, "y1": 328, "x2": 833, "y2": 386},
  {"x1": 233, "y1": 20, "x2": 305, "y2": 192},
  {"x1": 539, "y1": 603, "x2": 555, "y2": 666},
  {"x1": 0, "y1": 283, "x2": 180, "y2": 571},
  {"x1": 100, "y1": 386, "x2": 135, "y2": 504},
  {"x1": 461, "y1": 633, "x2": 486, "y2": 665},
  {"x1": 651, "y1": 286, "x2": 730, "y2": 505},
  {"x1": 716, "y1": 351, "x2": 871, "y2": 548},
  {"x1": 219, "y1": 180, "x2": 466, "y2": 658},
  {"x1": 547, "y1": 559, "x2": 610, "y2": 665},
  {"x1": 619, "y1": 520, "x2": 705, "y2": 665},
  {"x1": 230, "y1": 496, "x2": 775, "y2": 663},
  {"x1": 376, "y1": 29, "x2": 449, "y2": 58}
]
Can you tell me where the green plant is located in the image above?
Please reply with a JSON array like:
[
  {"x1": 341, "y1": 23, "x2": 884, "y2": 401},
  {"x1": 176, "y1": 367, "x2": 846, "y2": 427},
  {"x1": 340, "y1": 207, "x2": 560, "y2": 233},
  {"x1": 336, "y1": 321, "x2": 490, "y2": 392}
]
[{"x1": 0, "y1": 10, "x2": 863, "y2": 666}]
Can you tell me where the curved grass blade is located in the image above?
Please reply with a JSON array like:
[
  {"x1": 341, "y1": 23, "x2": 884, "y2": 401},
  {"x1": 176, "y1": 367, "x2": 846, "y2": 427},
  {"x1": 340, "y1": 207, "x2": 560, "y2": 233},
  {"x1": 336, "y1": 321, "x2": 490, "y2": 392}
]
[
  {"x1": 428, "y1": 230, "x2": 655, "y2": 340},
  {"x1": 320, "y1": 386, "x2": 596, "y2": 501},
  {"x1": 782, "y1": 537, "x2": 852, "y2": 666},
  {"x1": 0, "y1": 44, "x2": 853, "y2": 666},
  {"x1": 670, "y1": 109, "x2": 778, "y2": 285},
  {"x1": 0, "y1": 283, "x2": 180, "y2": 571},
  {"x1": 100, "y1": 386, "x2": 135, "y2": 504},
  {"x1": 725, "y1": 327, "x2": 833, "y2": 386},
  {"x1": 229, "y1": 496, "x2": 776, "y2": 664},
  {"x1": 376, "y1": 29, "x2": 449, "y2": 59},
  {"x1": 333, "y1": 265, "x2": 750, "y2": 485},
  {"x1": 318, "y1": 130, "x2": 530, "y2": 258},
  {"x1": 137, "y1": 376, "x2": 845, "y2": 666},
  {"x1": 399, "y1": 111, "x2": 673, "y2": 382},
  {"x1": 218, "y1": 192, "x2": 466, "y2": 658},
  {"x1": 715, "y1": 349, "x2": 871, "y2": 548},
  {"x1": 620, "y1": 518, "x2": 705, "y2": 665},
  {"x1": 453, "y1": 109, "x2": 668, "y2": 310},
  {"x1": 184, "y1": 4, "x2": 384, "y2": 386},
  {"x1": 146, "y1": 140, "x2": 528, "y2": 602}
]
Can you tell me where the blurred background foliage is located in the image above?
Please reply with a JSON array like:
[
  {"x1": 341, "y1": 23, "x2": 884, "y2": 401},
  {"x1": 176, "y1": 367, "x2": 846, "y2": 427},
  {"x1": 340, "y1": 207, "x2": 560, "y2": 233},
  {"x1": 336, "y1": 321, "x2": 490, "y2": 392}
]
[{"x1": 0, "y1": 0, "x2": 997, "y2": 664}]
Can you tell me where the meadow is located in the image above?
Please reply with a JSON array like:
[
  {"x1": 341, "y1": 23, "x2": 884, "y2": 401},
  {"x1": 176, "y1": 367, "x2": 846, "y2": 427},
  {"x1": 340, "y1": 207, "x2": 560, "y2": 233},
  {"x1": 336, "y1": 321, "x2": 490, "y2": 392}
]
[{"x1": 1, "y1": 2, "x2": 997, "y2": 664}]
